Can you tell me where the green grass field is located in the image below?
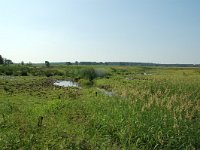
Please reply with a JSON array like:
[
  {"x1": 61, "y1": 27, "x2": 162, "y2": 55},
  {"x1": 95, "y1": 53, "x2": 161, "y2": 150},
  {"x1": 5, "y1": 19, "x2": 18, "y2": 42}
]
[{"x1": 0, "y1": 65, "x2": 200, "y2": 149}]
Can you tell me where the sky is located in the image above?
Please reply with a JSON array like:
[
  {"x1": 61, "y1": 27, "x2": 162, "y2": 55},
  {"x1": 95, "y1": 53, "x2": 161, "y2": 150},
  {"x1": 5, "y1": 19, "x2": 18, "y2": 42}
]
[{"x1": 0, "y1": 0, "x2": 200, "y2": 64}]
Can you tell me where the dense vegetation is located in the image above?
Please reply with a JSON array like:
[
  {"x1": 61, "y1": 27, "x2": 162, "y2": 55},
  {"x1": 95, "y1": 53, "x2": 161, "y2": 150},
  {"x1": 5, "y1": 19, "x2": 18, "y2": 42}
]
[
  {"x1": 0, "y1": 55, "x2": 13, "y2": 66},
  {"x1": 0, "y1": 64, "x2": 200, "y2": 149}
]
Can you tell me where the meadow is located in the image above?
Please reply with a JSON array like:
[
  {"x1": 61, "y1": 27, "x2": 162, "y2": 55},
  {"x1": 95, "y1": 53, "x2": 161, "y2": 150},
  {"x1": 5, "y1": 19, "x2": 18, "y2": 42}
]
[{"x1": 0, "y1": 65, "x2": 200, "y2": 149}]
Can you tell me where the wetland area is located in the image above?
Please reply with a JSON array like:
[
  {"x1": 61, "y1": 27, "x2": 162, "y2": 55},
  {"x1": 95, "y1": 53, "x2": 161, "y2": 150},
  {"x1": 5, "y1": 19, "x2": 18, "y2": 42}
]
[{"x1": 0, "y1": 65, "x2": 200, "y2": 149}]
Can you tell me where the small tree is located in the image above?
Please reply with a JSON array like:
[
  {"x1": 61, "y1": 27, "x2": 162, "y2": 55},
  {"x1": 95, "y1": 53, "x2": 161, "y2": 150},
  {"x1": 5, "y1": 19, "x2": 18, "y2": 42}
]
[
  {"x1": 75, "y1": 61, "x2": 79, "y2": 65},
  {"x1": 45, "y1": 61, "x2": 50, "y2": 67},
  {"x1": 0, "y1": 55, "x2": 4, "y2": 64},
  {"x1": 27, "y1": 62, "x2": 32, "y2": 66},
  {"x1": 4, "y1": 59, "x2": 13, "y2": 66},
  {"x1": 66, "y1": 62, "x2": 72, "y2": 65}
]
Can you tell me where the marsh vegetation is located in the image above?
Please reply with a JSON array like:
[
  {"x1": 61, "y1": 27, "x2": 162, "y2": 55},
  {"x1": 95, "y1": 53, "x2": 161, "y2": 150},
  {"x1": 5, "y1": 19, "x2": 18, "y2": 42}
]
[{"x1": 0, "y1": 64, "x2": 200, "y2": 149}]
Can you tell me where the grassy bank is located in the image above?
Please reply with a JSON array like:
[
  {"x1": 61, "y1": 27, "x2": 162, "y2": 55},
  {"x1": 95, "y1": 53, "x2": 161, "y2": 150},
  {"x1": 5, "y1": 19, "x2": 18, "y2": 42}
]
[{"x1": 0, "y1": 66, "x2": 200, "y2": 149}]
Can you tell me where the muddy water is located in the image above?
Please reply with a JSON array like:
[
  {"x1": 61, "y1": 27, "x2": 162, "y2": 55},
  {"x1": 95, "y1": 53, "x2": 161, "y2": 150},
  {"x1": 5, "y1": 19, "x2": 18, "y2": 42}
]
[{"x1": 54, "y1": 80, "x2": 79, "y2": 87}]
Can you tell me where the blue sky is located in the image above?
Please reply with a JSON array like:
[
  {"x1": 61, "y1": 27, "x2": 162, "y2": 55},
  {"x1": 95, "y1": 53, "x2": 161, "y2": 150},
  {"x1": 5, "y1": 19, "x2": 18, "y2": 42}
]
[{"x1": 0, "y1": 0, "x2": 200, "y2": 63}]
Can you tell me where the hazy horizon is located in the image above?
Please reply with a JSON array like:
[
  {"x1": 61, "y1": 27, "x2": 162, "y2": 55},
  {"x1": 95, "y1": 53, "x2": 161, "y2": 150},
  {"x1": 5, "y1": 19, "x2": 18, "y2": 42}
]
[{"x1": 1, "y1": 0, "x2": 200, "y2": 64}]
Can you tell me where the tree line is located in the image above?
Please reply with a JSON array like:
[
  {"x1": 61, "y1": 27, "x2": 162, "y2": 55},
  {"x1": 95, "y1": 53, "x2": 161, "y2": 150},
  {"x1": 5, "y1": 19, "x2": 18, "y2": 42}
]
[
  {"x1": 1, "y1": 54, "x2": 199, "y2": 67},
  {"x1": 0, "y1": 55, "x2": 13, "y2": 65}
]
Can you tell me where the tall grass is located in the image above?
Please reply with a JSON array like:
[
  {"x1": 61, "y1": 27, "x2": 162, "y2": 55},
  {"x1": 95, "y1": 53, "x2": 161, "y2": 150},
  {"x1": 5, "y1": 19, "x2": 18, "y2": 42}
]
[{"x1": 0, "y1": 66, "x2": 199, "y2": 149}]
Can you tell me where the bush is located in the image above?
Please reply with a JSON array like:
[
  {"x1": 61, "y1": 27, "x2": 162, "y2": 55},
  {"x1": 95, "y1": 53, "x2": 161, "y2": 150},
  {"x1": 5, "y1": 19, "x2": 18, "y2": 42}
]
[
  {"x1": 21, "y1": 71, "x2": 28, "y2": 76},
  {"x1": 5, "y1": 70, "x2": 13, "y2": 76},
  {"x1": 44, "y1": 70, "x2": 64, "y2": 77},
  {"x1": 94, "y1": 68, "x2": 110, "y2": 78},
  {"x1": 44, "y1": 70, "x2": 54, "y2": 77},
  {"x1": 20, "y1": 68, "x2": 28, "y2": 76},
  {"x1": 78, "y1": 79, "x2": 93, "y2": 86},
  {"x1": 79, "y1": 68, "x2": 110, "y2": 81},
  {"x1": 54, "y1": 70, "x2": 64, "y2": 76},
  {"x1": 13, "y1": 71, "x2": 21, "y2": 76},
  {"x1": 80, "y1": 68, "x2": 97, "y2": 81}
]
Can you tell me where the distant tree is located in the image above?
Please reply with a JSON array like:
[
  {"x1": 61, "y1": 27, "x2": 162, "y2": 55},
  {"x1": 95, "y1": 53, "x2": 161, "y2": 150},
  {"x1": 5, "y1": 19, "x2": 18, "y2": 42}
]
[
  {"x1": 75, "y1": 61, "x2": 79, "y2": 65},
  {"x1": 45, "y1": 61, "x2": 50, "y2": 67},
  {"x1": 27, "y1": 62, "x2": 33, "y2": 66},
  {"x1": 21, "y1": 61, "x2": 24, "y2": 65},
  {"x1": 4, "y1": 59, "x2": 13, "y2": 65},
  {"x1": 0, "y1": 55, "x2": 4, "y2": 64},
  {"x1": 66, "y1": 62, "x2": 72, "y2": 65}
]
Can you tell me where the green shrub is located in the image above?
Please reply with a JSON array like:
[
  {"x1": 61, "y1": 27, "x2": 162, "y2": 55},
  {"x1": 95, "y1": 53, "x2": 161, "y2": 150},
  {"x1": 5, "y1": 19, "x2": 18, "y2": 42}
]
[
  {"x1": 80, "y1": 68, "x2": 97, "y2": 81},
  {"x1": 13, "y1": 71, "x2": 21, "y2": 76},
  {"x1": 20, "y1": 68, "x2": 29, "y2": 76},
  {"x1": 5, "y1": 69, "x2": 13, "y2": 76},
  {"x1": 79, "y1": 68, "x2": 110, "y2": 81},
  {"x1": 94, "y1": 68, "x2": 110, "y2": 78},
  {"x1": 44, "y1": 70, "x2": 53, "y2": 77},
  {"x1": 78, "y1": 79, "x2": 93, "y2": 86}
]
